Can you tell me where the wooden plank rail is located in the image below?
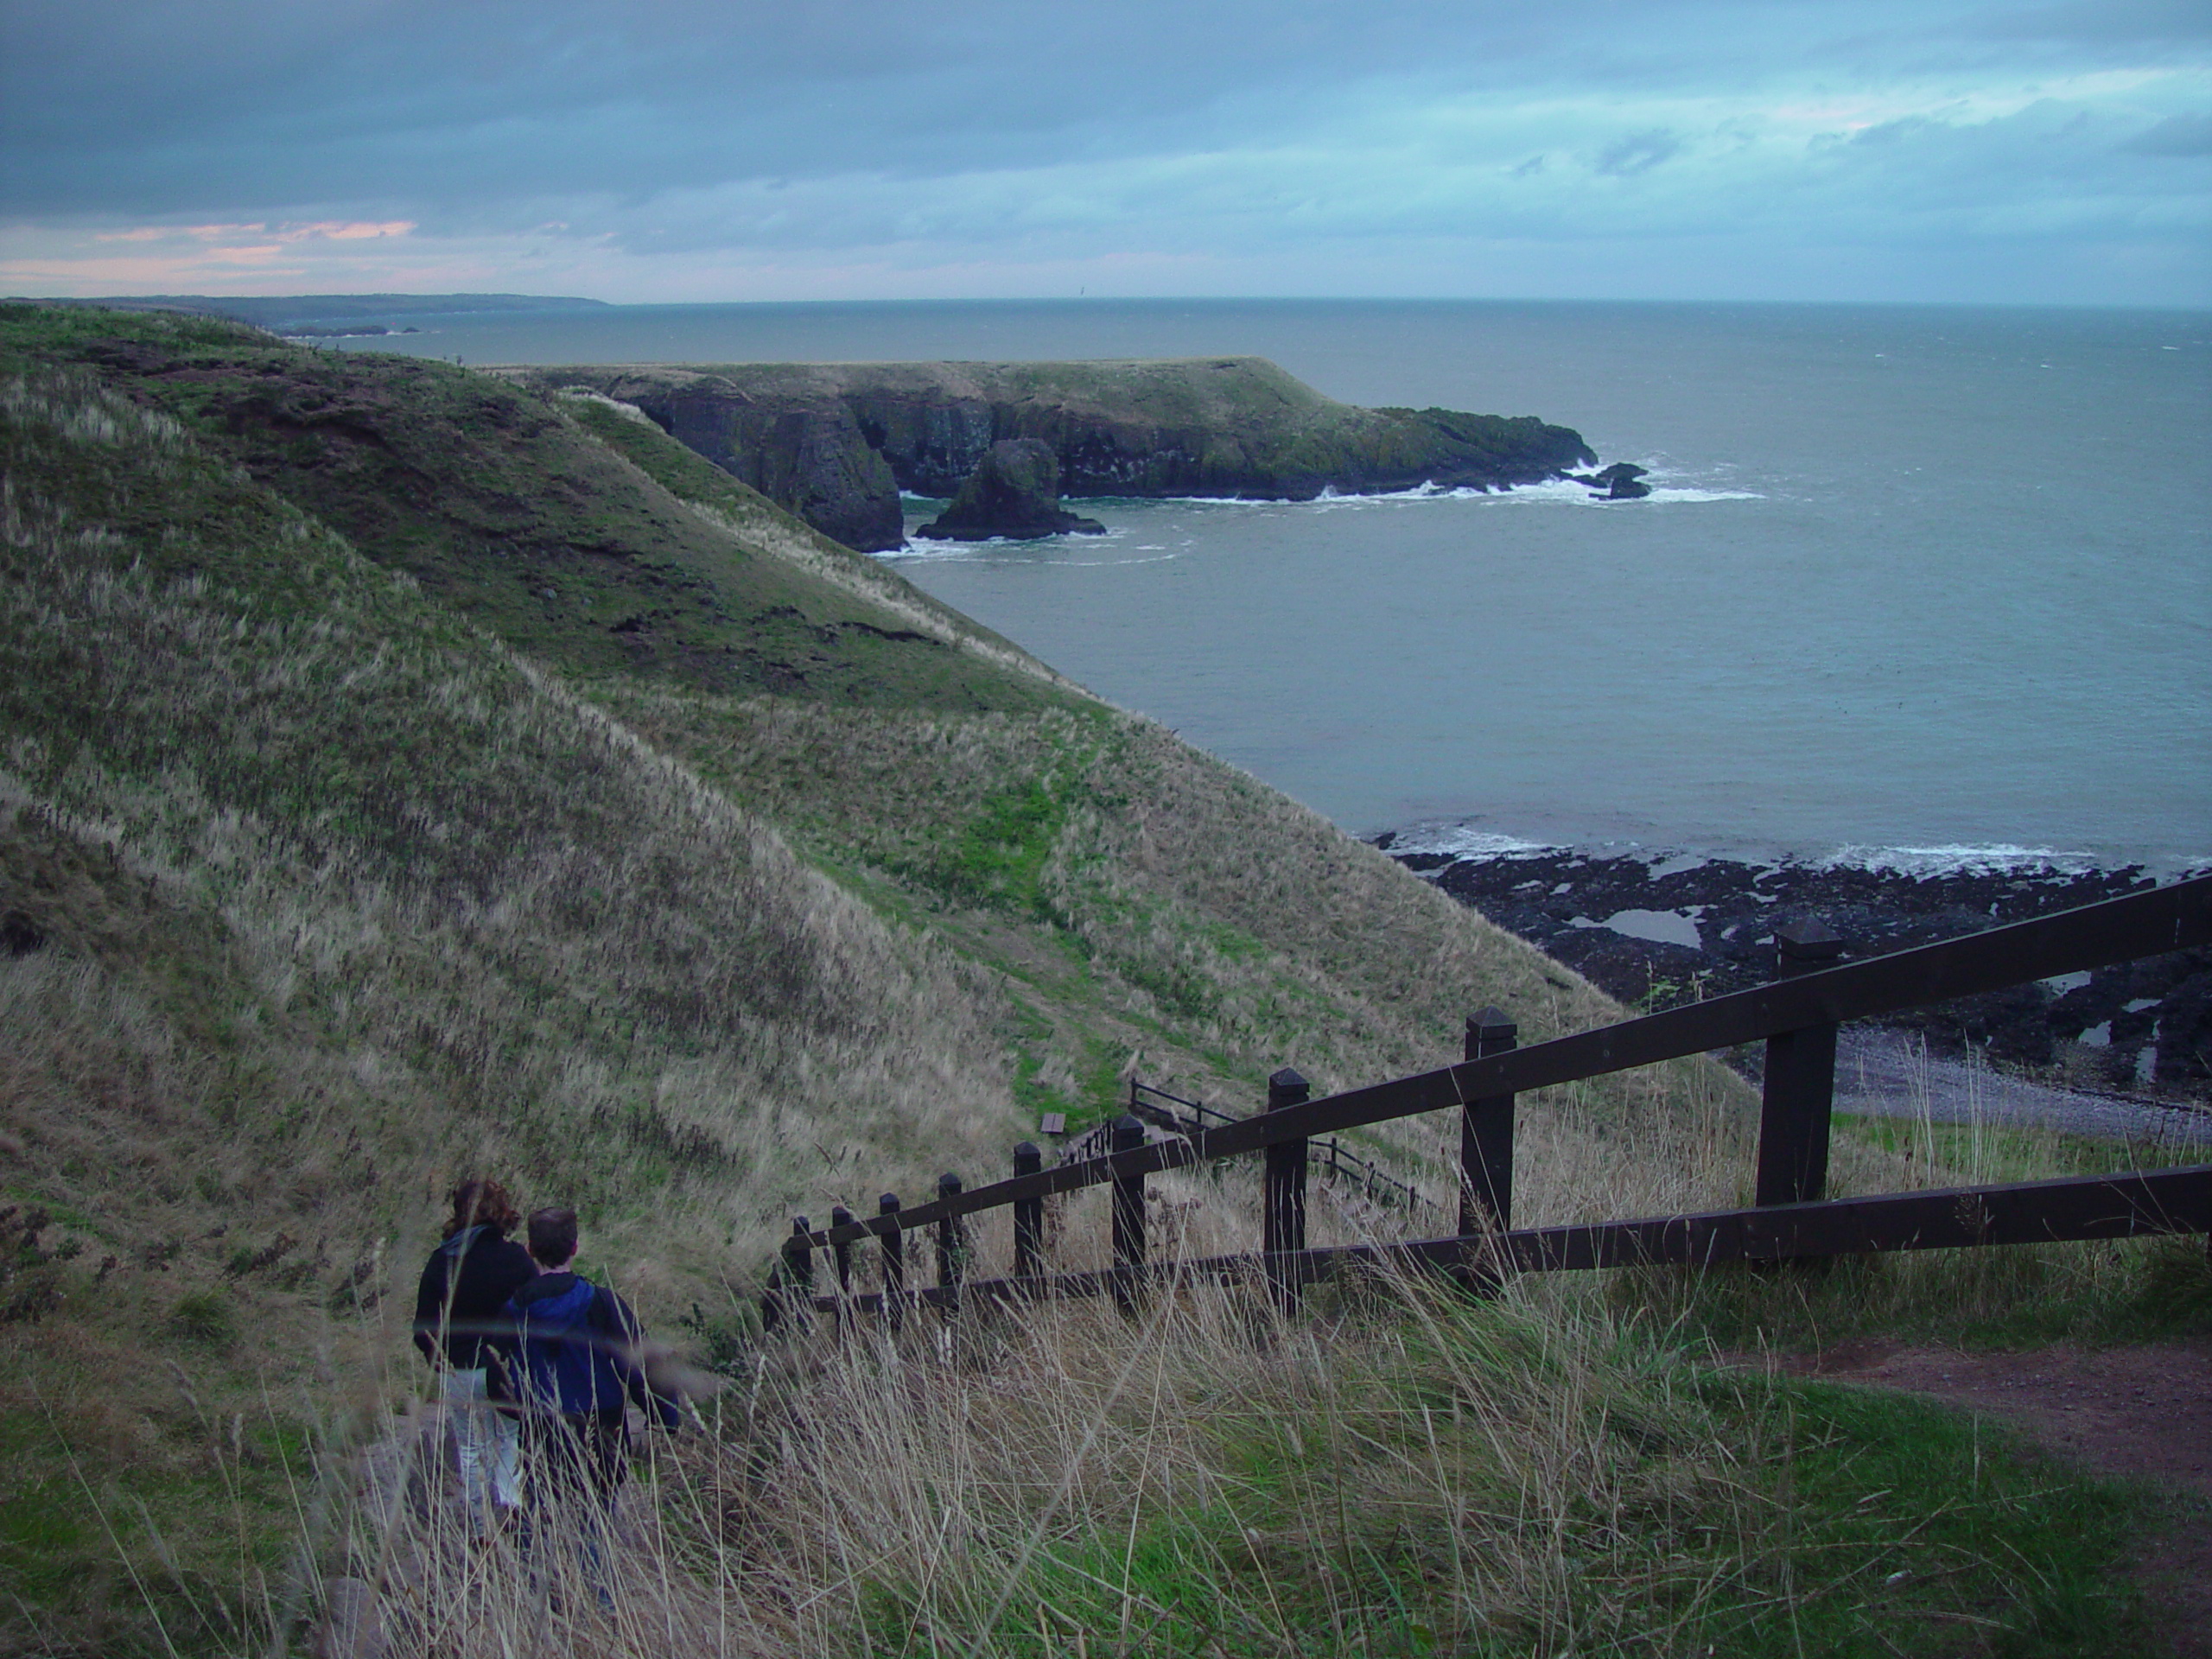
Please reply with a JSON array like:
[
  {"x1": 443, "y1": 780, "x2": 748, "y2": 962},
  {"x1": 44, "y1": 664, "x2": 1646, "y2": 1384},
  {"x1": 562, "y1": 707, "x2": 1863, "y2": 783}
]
[
  {"x1": 764, "y1": 875, "x2": 2212, "y2": 1325},
  {"x1": 1130, "y1": 1077, "x2": 1428, "y2": 1212},
  {"x1": 804, "y1": 1166, "x2": 2212, "y2": 1318}
]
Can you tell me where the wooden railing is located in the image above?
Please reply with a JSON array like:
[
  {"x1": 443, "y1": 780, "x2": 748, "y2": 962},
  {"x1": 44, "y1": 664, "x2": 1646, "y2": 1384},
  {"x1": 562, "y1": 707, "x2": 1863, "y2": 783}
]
[
  {"x1": 1100, "y1": 1078, "x2": 1430, "y2": 1214},
  {"x1": 760, "y1": 876, "x2": 2212, "y2": 1327}
]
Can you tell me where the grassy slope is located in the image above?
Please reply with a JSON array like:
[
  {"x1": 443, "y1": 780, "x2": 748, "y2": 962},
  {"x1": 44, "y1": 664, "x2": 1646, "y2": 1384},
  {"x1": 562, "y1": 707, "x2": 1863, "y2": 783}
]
[
  {"x1": 5, "y1": 304, "x2": 1072, "y2": 712},
  {"x1": 0, "y1": 326, "x2": 1039, "y2": 1651},
  {"x1": 1, "y1": 305, "x2": 2195, "y2": 1657}
]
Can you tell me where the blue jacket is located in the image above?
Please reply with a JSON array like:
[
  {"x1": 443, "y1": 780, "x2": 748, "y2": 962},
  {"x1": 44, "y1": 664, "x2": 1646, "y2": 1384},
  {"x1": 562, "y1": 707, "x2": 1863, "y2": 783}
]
[{"x1": 494, "y1": 1272, "x2": 681, "y2": 1427}]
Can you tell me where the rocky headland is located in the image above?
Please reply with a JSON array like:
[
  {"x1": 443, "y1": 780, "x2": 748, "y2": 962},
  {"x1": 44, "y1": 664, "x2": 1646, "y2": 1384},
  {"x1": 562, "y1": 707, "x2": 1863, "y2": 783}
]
[
  {"x1": 1374, "y1": 835, "x2": 2212, "y2": 1094},
  {"x1": 514, "y1": 356, "x2": 1600, "y2": 552}
]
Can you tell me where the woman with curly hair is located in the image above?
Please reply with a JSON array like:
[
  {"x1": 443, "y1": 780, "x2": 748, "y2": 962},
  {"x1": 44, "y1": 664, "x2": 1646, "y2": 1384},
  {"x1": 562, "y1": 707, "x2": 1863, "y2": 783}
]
[{"x1": 412, "y1": 1176, "x2": 537, "y2": 1541}]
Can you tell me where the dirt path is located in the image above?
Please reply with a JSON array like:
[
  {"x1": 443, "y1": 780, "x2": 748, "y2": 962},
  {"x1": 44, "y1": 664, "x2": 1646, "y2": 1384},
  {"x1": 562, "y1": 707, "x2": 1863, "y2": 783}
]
[{"x1": 1756, "y1": 1337, "x2": 2212, "y2": 1656}]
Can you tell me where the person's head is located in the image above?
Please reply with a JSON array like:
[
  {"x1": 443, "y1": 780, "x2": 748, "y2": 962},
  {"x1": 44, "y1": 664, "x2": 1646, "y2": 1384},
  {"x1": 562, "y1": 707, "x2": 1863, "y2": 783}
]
[
  {"x1": 527, "y1": 1206, "x2": 580, "y2": 1270},
  {"x1": 443, "y1": 1177, "x2": 521, "y2": 1238}
]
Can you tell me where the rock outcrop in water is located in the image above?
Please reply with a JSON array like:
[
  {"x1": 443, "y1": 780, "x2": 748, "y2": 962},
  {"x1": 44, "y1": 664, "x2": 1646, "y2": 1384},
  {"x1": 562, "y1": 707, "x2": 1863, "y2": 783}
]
[
  {"x1": 917, "y1": 439, "x2": 1106, "y2": 541},
  {"x1": 519, "y1": 357, "x2": 1599, "y2": 552},
  {"x1": 1569, "y1": 462, "x2": 1651, "y2": 499}
]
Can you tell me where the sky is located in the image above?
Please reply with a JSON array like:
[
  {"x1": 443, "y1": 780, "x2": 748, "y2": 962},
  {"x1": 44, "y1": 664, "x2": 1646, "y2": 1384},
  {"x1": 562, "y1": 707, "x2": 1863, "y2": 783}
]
[{"x1": 2, "y1": 0, "x2": 2207, "y2": 307}]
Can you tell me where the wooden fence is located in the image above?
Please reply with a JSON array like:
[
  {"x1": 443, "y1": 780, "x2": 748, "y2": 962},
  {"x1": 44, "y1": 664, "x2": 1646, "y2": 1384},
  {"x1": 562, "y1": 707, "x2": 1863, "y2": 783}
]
[
  {"x1": 1091, "y1": 1078, "x2": 1428, "y2": 1214},
  {"x1": 762, "y1": 875, "x2": 2212, "y2": 1327}
]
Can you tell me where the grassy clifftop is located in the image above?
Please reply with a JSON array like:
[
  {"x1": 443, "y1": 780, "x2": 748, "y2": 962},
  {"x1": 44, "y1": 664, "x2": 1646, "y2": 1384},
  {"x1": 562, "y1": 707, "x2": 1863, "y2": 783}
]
[
  {"x1": 573, "y1": 354, "x2": 1351, "y2": 436},
  {"x1": 2, "y1": 304, "x2": 1072, "y2": 710}
]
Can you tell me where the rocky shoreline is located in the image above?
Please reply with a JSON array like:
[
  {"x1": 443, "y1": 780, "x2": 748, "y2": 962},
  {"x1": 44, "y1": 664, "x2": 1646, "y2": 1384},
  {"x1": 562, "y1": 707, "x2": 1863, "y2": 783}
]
[{"x1": 1371, "y1": 834, "x2": 2211, "y2": 1095}]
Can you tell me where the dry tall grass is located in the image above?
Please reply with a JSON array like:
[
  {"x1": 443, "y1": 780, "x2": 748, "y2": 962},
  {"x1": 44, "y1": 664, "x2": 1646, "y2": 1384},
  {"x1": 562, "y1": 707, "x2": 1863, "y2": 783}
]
[
  {"x1": 212, "y1": 1206, "x2": 2205, "y2": 1659},
  {"x1": 219, "y1": 1271, "x2": 1713, "y2": 1656}
]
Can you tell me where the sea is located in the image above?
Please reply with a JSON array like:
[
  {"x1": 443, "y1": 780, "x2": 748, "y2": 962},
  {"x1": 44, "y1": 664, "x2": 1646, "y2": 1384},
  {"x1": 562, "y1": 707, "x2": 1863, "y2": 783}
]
[{"x1": 352, "y1": 298, "x2": 2211, "y2": 878}]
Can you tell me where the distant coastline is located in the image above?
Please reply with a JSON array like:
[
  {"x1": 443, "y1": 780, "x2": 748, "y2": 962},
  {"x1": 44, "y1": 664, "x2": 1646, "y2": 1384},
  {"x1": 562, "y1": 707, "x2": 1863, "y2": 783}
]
[{"x1": 30, "y1": 291, "x2": 609, "y2": 333}]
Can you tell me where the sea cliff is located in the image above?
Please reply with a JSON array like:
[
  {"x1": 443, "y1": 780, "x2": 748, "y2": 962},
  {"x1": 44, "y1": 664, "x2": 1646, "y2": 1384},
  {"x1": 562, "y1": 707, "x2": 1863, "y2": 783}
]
[{"x1": 512, "y1": 356, "x2": 1598, "y2": 551}]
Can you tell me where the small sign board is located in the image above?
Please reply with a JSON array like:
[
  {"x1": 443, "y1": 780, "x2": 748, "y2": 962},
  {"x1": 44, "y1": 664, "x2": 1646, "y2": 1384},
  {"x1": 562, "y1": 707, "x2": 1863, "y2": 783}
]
[{"x1": 1039, "y1": 1113, "x2": 1067, "y2": 1136}]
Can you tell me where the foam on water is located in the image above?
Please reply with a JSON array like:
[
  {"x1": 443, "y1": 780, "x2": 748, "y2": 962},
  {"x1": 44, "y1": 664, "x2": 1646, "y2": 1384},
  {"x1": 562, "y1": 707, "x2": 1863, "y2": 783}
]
[
  {"x1": 1166, "y1": 475, "x2": 1764, "y2": 510},
  {"x1": 1819, "y1": 842, "x2": 2105, "y2": 878},
  {"x1": 884, "y1": 538, "x2": 1181, "y2": 568},
  {"x1": 1642, "y1": 486, "x2": 1764, "y2": 503},
  {"x1": 1381, "y1": 822, "x2": 1560, "y2": 859}
]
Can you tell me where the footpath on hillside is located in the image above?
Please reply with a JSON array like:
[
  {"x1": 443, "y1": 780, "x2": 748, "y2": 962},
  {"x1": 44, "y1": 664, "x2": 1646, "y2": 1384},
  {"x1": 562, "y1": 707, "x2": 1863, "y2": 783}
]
[{"x1": 1742, "y1": 1338, "x2": 2212, "y2": 1657}]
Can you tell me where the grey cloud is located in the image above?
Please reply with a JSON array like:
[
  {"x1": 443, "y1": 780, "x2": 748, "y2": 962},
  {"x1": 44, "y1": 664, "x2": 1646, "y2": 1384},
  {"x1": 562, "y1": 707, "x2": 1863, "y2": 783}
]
[
  {"x1": 0, "y1": 0, "x2": 2023, "y2": 220},
  {"x1": 1964, "y1": 0, "x2": 2212, "y2": 46},
  {"x1": 2122, "y1": 113, "x2": 2212, "y2": 156},
  {"x1": 1592, "y1": 130, "x2": 1683, "y2": 176},
  {"x1": 3, "y1": 0, "x2": 2206, "y2": 308}
]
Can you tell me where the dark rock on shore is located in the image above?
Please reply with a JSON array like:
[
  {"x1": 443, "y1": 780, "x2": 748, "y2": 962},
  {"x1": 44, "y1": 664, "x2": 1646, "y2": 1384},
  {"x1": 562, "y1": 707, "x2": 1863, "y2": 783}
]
[
  {"x1": 1373, "y1": 836, "x2": 2212, "y2": 1092},
  {"x1": 1567, "y1": 462, "x2": 1651, "y2": 499},
  {"x1": 916, "y1": 440, "x2": 1107, "y2": 541},
  {"x1": 518, "y1": 358, "x2": 1599, "y2": 553}
]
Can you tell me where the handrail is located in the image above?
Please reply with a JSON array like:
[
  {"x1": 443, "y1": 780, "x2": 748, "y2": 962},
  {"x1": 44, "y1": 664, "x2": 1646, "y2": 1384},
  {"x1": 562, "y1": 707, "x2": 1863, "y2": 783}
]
[
  {"x1": 792, "y1": 874, "x2": 2212, "y2": 1250},
  {"x1": 1122, "y1": 1079, "x2": 1426, "y2": 1211},
  {"x1": 799, "y1": 1165, "x2": 2212, "y2": 1317}
]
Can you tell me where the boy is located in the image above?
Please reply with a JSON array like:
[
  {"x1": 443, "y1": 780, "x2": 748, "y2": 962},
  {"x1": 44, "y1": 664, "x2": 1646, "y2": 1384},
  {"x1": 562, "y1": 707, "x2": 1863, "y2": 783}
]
[{"x1": 496, "y1": 1208, "x2": 680, "y2": 1535}]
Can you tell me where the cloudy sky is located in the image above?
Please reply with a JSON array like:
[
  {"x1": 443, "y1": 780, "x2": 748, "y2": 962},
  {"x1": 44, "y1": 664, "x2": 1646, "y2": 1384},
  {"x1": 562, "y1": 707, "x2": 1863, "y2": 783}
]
[{"x1": 3, "y1": 0, "x2": 2206, "y2": 305}]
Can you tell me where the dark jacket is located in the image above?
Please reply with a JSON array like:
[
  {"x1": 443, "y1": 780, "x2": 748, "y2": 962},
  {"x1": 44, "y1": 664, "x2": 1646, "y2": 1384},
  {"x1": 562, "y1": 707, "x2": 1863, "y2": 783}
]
[
  {"x1": 412, "y1": 1226, "x2": 539, "y2": 1370},
  {"x1": 493, "y1": 1271, "x2": 681, "y2": 1428}
]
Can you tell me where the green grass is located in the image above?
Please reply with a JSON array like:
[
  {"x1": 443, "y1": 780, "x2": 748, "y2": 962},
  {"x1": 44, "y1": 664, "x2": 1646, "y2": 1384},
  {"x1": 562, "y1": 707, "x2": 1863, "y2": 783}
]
[
  {"x1": 842, "y1": 1297, "x2": 2172, "y2": 1659},
  {"x1": 912, "y1": 774, "x2": 1071, "y2": 918},
  {"x1": 1843, "y1": 1110, "x2": 2210, "y2": 1182},
  {"x1": 1608, "y1": 1232, "x2": 2212, "y2": 1357},
  {"x1": 0, "y1": 1401, "x2": 313, "y2": 1659}
]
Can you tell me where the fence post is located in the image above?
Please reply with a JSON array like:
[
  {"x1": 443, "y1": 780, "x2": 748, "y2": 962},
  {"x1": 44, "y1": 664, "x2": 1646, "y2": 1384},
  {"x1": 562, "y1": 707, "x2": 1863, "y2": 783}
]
[
  {"x1": 878, "y1": 1192, "x2": 905, "y2": 1332},
  {"x1": 1109, "y1": 1114, "x2": 1147, "y2": 1313},
  {"x1": 935, "y1": 1172, "x2": 966, "y2": 1318},
  {"x1": 1263, "y1": 1068, "x2": 1310, "y2": 1315},
  {"x1": 1757, "y1": 920, "x2": 1843, "y2": 1208},
  {"x1": 777, "y1": 1217, "x2": 815, "y2": 1330},
  {"x1": 1013, "y1": 1141, "x2": 1045, "y2": 1282},
  {"x1": 829, "y1": 1204, "x2": 854, "y2": 1329},
  {"x1": 830, "y1": 1205, "x2": 854, "y2": 1293},
  {"x1": 1460, "y1": 1008, "x2": 1519, "y2": 1242}
]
